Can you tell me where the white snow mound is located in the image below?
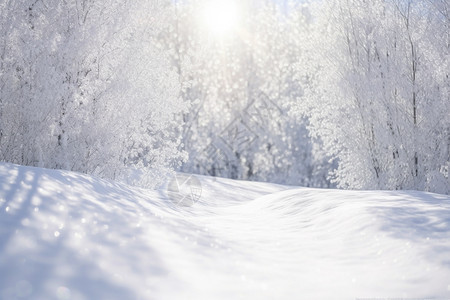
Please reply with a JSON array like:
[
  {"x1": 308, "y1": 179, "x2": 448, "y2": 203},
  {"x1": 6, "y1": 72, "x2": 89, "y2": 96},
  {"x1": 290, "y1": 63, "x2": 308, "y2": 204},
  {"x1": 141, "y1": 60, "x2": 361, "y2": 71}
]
[{"x1": 0, "y1": 163, "x2": 449, "y2": 299}]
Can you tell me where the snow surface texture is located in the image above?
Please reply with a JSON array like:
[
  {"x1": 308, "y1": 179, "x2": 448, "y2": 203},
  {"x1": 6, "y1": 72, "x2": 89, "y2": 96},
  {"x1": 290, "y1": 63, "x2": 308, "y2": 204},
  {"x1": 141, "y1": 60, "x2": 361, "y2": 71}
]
[{"x1": 0, "y1": 163, "x2": 449, "y2": 300}]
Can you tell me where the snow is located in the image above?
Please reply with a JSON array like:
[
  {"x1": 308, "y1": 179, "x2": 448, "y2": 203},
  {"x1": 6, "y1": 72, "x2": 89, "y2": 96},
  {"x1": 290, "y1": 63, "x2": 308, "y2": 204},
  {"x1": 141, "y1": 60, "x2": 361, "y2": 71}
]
[{"x1": 0, "y1": 162, "x2": 449, "y2": 300}]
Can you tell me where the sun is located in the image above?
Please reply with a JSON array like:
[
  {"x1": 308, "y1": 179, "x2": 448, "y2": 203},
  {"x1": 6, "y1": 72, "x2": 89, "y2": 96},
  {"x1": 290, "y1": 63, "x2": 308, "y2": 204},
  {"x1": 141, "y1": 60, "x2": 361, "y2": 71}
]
[{"x1": 202, "y1": 0, "x2": 241, "y2": 36}]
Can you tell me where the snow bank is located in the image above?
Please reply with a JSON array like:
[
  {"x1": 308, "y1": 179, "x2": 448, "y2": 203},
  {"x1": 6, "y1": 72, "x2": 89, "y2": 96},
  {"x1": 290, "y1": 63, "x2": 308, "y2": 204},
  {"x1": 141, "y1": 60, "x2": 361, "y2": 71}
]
[{"x1": 0, "y1": 163, "x2": 449, "y2": 299}]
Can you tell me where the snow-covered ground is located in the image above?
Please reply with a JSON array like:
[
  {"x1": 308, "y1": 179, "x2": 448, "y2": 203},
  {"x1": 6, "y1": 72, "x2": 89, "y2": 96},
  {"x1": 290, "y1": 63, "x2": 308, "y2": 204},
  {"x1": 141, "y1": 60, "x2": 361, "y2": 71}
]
[{"x1": 0, "y1": 162, "x2": 449, "y2": 300}]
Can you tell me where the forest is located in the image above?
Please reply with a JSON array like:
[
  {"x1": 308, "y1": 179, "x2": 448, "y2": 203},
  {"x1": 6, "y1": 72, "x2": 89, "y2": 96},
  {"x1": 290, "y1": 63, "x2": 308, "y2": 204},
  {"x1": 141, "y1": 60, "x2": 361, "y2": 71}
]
[
  {"x1": 1, "y1": 0, "x2": 448, "y2": 194},
  {"x1": 1, "y1": 1, "x2": 450, "y2": 298}
]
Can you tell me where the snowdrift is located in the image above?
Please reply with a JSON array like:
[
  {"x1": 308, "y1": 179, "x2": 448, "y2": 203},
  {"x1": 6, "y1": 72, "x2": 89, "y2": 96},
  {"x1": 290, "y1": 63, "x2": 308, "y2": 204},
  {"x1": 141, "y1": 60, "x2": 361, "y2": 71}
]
[{"x1": 0, "y1": 163, "x2": 449, "y2": 299}]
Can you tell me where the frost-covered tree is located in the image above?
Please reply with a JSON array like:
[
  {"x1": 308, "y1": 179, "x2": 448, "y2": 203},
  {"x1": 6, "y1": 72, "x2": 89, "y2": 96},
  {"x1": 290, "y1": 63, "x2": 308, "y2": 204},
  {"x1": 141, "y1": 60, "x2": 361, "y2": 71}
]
[
  {"x1": 294, "y1": 0, "x2": 449, "y2": 193},
  {"x1": 0, "y1": 0, "x2": 186, "y2": 187},
  {"x1": 161, "y1": 0, "x2": 334, "y2": 187}
]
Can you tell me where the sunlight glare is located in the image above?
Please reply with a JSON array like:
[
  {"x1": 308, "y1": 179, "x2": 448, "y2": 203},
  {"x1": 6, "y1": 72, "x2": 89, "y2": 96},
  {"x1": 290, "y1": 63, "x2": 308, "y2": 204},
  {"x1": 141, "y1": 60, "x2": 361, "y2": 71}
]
[{"x1": 202, "y1": 0, "x2": 240, "y2": 36}]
